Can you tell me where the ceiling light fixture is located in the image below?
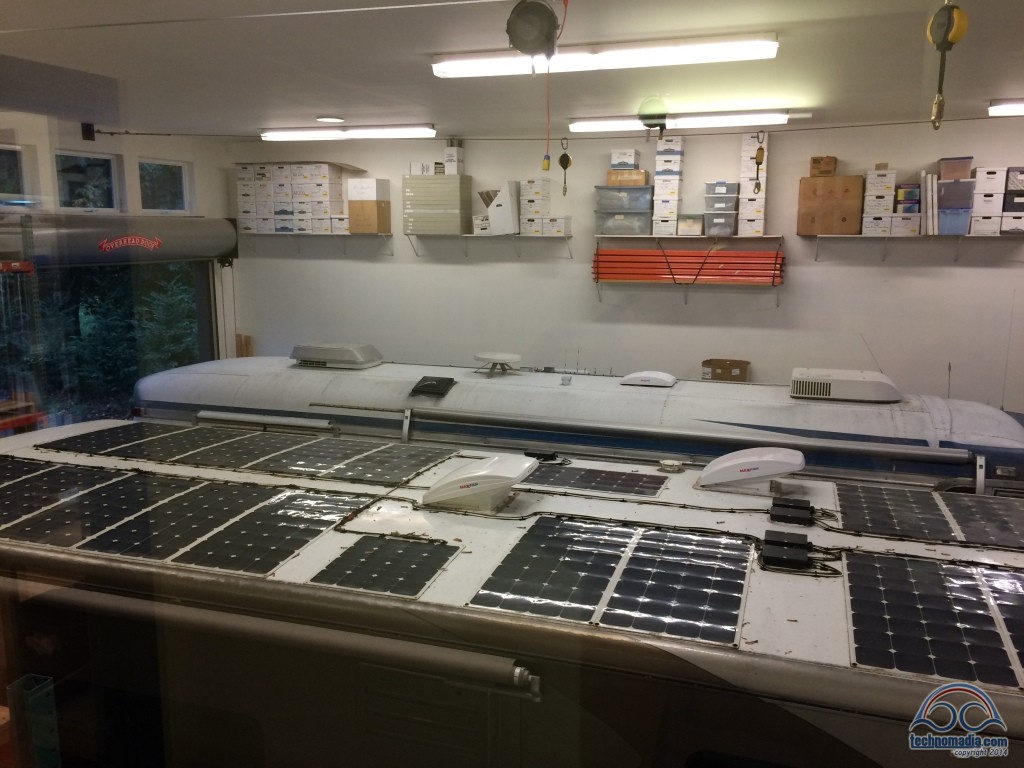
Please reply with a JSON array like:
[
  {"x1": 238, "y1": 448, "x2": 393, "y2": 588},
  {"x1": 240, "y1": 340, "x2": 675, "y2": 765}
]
[
  {"x1": 261, "y1": 125, "x2": 437, "y2": 141},
  {"x1": 569, "y1": 112, "x2": 790, "y2": 133},
  {"x1": 432, "y1": 34, "x2": 778, "y2": 78},
  {"x1": 988, "y1": 99, "x2": 1024, "y2": 117},
  {"x1": 315, "y1": 116, "x2": 345, "y2": 123}
]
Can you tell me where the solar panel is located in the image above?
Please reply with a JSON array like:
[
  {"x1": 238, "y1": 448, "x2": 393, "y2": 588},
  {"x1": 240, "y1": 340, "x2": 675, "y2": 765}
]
[
  {"x1": 524, "y1": 465, "x2": 668, "y2": 497},
  {"x1": 470, "y1": 516, "x2": 634, "y2": 621},
  {"x1": 107, "y1": 426, "x2": 251, "y2": 462},
  {"x1": 323, "y1": 444, "x2": 454, "y2": 485},
  {"x1": 1, "y1": 473, "x2": 201, "y2": 547},
  {"x1": 171, "y1": 431, "x2": 321, "y2": 469},
  {"x1": 600, "y1": 530, "x2": 750, "y2": 643},
  {"x1": 171, "y1": 491, "x2": 373, "y2": 575},
  {"x1": 79, "y1": 482, "x2": 283, "y2": 560},
  {"x1": 846, "y1": 553, "x2": 1019, "y2": 686},
  {"x1": 311, "y1": 536, "x2": 459, "y2": 596},
  {"x1": 837, "y1": 485, "x2": 956, "y2": 542},
  {"x1": 0, "y1": 456, "x2": 52, "y2": 485},
  {"x1": 0, "y1": 465, "x2": 126, "y2": 526},
  {"x1": 247, "y1": 437, "x2": 387, "y2": 476},
  {"x1": 37, "y1": 422, "x2": 187, "y2": 454},
  {"x1": 941, "y1": 493, "x2": 1024, "y2": 549},
  {"x1": 980, "y1": 569, "x2": 1024, "y2": 669}
]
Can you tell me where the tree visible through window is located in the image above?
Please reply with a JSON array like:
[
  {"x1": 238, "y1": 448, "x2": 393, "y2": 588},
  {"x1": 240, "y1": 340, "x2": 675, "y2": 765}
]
[
  {"x1": 0, "y1": 146, "x2": 24, "y2": 202},
  {"x1": 55, "y1": 152, "x2": 116, "y2": 209},
  {"x1": 140, "y1": 160, "x2": 188, "y2": 211}
]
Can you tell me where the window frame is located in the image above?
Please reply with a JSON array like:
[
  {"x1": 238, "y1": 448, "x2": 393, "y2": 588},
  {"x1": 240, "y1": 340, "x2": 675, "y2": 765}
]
[
  {"x1": 138, "y1": 157, "x2": 194, "y2": 215},
  {"x1": 0, "y1": 143, "x2": 31, "y2": 210},
  {"x1": 54, "y1": 150, "x2": 123, "y2": 212}
]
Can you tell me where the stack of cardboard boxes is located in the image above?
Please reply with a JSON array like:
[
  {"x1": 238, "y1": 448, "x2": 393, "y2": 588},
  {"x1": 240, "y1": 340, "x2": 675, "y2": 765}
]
[
  {"x1": 236, "y1": 162, "x2": 349, "y2": 234},
  {"x1": 861, "y1": 169, "x2": 898, "y2": 236},
  {"x1": 347, "y1": 178, "x2": 391, "y2": 234},
  {"x1": 737, "y1": 132, "x2": 768, "y2": 236},
  {"x1": 796, "y1": 157, "x2": 864, "y2": 235},
  {"x1": 651, "y1": 138, "x2": 682, "y2": 235},
  {"x1": 969, "y1": 166, "x2": 1024, "y2": 235},
  {"x1": 595, "y1": 150, "x2": 653, "y2": 236}
]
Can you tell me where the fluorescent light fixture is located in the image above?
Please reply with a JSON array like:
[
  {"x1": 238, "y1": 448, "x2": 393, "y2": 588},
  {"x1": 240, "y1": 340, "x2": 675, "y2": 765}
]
[
  {"x1": 261, "y1": 125, "x2": 436, "y2": 141},
  {"x1": 432, "y1": 34, "x2": 778, "y2": 78},
  {"x1": 569, "y1": 112, "x2": 790, "y2": 133},
  {"x1": 988, "y1": 99, "x2": 1024, "y2": 117},
  {"x1": 315, "y1": 116, "x2": 345, "y2": 123}
]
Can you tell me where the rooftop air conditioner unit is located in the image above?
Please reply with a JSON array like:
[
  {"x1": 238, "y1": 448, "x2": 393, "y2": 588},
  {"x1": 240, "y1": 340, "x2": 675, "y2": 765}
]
[
  {"x1": 290, "y1": 342, "x2": 383, "y2": 370},
  {"x1": 789, "y1": 368, "x2": 902, "y2": 403}
]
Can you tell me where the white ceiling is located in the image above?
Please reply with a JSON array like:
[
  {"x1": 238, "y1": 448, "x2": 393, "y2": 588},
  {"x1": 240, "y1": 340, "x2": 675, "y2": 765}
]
[{"x1": 2, "y1": 0, "x2": 1022, "y2": 140}]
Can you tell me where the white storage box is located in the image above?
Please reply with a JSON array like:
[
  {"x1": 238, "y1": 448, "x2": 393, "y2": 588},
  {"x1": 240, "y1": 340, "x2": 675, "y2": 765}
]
[
  {"x1": 236, "y1": 218, "x2": 256, "y2": 233},
  {"x1": 255, "y1": 217, "x2": 275, "y2": 233},
  {"x1": 739, "y1": 175, "x2": 766, "y2": 198},
  {"x1": 863, "y1": 194, "x2": 894, "y2": 215},
  {"x1": 311, "y1": 218, "x2": 333, "y2": 235},
  {"x1": 236, "y1": 200, "x2": 258, "y2": 217},
  {"x1": 236, "y1": 165, "x2": 256, "y2": 182},
  {"x1": 864, "y1": 171, "x2": 897, "y2": 193},
  {"x1": 520, "y1": 197, "x2": 551, "y2": 216},
  {"x1": 738, "y1": 197, "x2": 765, "y2": 217},
  {"x1": 970, "y1": 216, "x2": 1001, "y2": 236},
  {"x1": 292, "y1": 200, "x2": 312, "y2": 217},
  {"x1": 542, "y1": 216, "x2": 571, "y2": 236},
  {"x1": 272, "y1": 201, "x2": 294, "y2": 217},
  {"x1": 253, "y1": 165, "x2": 273, "y2": 181},
  {"x1": 973, "y1": 193, "x2": 1004, "y2": 216},
  {"x1": 520, "y1": 217, "x2": 544, "y2": 236},
  {"x1": 310, "y1": 200, "x2": 344, "y2": 217},
  {"x1": 236, "y1": 181, "x2": 255, "y2": 201},
  {"x1": 656, "y1": 136, "x2": 683, "y2": 153},
  {"x1": 653, "y1": 178, "x2": 681, "y2": 199},
  {"x1": 307, "y1": 183, "x2": 344, "y2": 202},
  {"x1": 740, "y1": 152, "x2": 769, "y2": 178},
  {"x1": 890, "y1": 214, "x2": 921, "y2": 236},
  {"x1": 655, "y1": 155, "x2": 683, "y2": 175},
  {"x1": 330, "y1": 216, "x2": 351, "y2": 234},
  {"x1": 520, "y1": 178, "x2": 551, "y2": 198},
  {"x1": 972, "y1": 167, "x2": 1007, "y2": 194},
  {"x1": 272, "y1": 182, "x2": 293, "y2": 202},
  {"x1": 610, "y1": 149, "x2": 640, "y2": 169},
  {"x1": 653, "y1": 200, "x2": 679, "y2": 218},
  {"x1": 256, "y1": 201, "x2": 275, "y2": 218},
  {"x1": 274, "y1": 217, "x2": 297, "y2": 233},
  {"x1": 271, "y1": 164, "x2": 292, "y2": 183},
  {"x1": 303, "y1": 163, "x2": 345, "y2": 183},
  {"x1": 652, "y1": 218, "x2": 676, "y2": 236},
  {"x1": 443, "y1": 147, "x2": 464, "y2": 175},
  {"x1": 348, "y1": 178, "x2": 390, "y2": 200},
  {"x1": 862, "y1": 215, "x2": 892, "y2": 236},
  {"x1": 410, "y1": 161, "x2": 438, "y2": 176},
  {"x1": 737, "y1": 218, "x2": 765, "y2": 237},
  {"x1": 1001, "y1": 214, "x2": 1024, "y2": 233}
]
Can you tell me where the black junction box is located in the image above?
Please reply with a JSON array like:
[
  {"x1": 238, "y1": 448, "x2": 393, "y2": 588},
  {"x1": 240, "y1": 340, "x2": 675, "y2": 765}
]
[
  {"x1": 764, "y1": 529, "x2": 810, "y2": 550},
  {"x1": 762, "y1": 543, "x2": 811, "y2": 569},
  {"x1": 769, "y1": 505, "x2": 814, "y2": 526}
]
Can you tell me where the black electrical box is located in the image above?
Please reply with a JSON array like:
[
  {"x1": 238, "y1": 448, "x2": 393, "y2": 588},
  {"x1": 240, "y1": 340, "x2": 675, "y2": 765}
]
[
  {"x1": 762, "y1": 543, "x2": 811, "y2": 569},
  {"x1": 769, "y1": 505, "x2": 814, "y2": 526},
  {"x1": 764, "y1": 529, "x2": 810, "y2": 550}
]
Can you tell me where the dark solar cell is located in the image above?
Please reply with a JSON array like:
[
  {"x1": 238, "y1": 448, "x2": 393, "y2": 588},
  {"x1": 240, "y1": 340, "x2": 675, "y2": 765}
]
[
  {"x1": 80, "y1": 482, "x2": 283, "y2": 560},
  {"x1": 846, "y1": 553, "x2": 1019, "y2": 687},
  {"x1": 941, "y1": 493, "x2": 1024, "y2": 549},
  {"x1": 979, "y1": 569, "x2": 1024, "y2": 670},
  {"x1": 837, "y1": 485, "x2": 956, "y2": 542},
  {"x1": 171, "y1": 491, "x2": 372, "y2": 575},
  {"x1": 107, "y1": 427, "x2": 251, "y2": 461},
  {"x1": 1, "y1": 473, "x2": 201, "y2": 547},
  {"x1": 171, "y1": 431, "x2": 321, "y2": 469},
  {"x1": 0, "y1": 456, "x2": 52, "y2": 485},
  {"x1": 524, "y1": 465, "x2": 668, "y2": 497},
  {"x1": 247, "y1": 438, "x2": 386, "y2": 476},
  {"x1": 36, "y1": 422, "x2": 188, "y2": 454},
  {"x1": 311, "y1": 536, "x2": 459, "y2": 596}
]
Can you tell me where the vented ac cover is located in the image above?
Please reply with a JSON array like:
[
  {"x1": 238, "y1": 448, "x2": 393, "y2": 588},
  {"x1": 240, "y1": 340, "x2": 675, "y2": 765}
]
[{"x1": 290, "y1": 342, "x2": 383, "y2": 369}]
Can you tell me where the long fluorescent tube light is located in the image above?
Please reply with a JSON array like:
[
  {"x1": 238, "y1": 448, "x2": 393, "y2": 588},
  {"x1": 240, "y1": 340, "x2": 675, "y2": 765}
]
[
  {"x1": 433, "y1": 34, "x2": 778, "y2": 78},
  {"x1": 261, "y1": 125, "x2": 436, "y2": 141},
  {"x1": 988, "y1": 99, "x2": 1024, "y2": 117},
  {"x1": 569, "y1": 112, "x2": 790, "y2": 133}
]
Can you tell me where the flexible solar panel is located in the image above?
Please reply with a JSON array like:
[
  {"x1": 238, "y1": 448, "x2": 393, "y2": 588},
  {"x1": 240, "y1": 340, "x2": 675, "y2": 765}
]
[
  {"x1": 247, "y1": 437, "x2": 387, "y2": 476},
  {"x1": 0, "y1": 465, "x2": 126, "y2": 526},
  {"x1": 37, "y1": 422, "x2": 188, "y2": 454},
  {"x1": 1, "y1": 473, "x2": 201, "y2": 547},
  {"x1": 524, "y1": 465, "x2": 668, "y2": 497},
  {"x1": 106, "y1": 427, "x2": 253, "y2": 462},
  {"x1": 980, "y1": 569, "x2": 1024, "y2": 668},
  {"x1": 172, "y1": 491, "x2": 373, "y2": 575},
  {"x1": 471, "y1": 516, "x2": 634, "y2": 621},
  {"x1": 846, "y1": 553, "x2": 1019, "y2": 687},
  {"x1": 941, "y1": 493, "x2": 1024, "y2": 549},
  {"x1": 323, "y1": 444, "x2": 454, "y2": 485},
  {"x1": 0, "y1": 456, "x2": 52, "y2": 485},
  {"x1": 600, "y1": 530, "x2": 750, "y2": 643},
  {"x1": 311, "y1": 536, "x2": 459, "y2": 596},
  {"x1": 171, "y1": 431, "x2": 321, "y2": 469},
  {"x1": 79, "y1": 482, "x2": 284, "y2": 560},
  {"x1": 837, "y1": 485, "x2": 956, "y2": 542}
]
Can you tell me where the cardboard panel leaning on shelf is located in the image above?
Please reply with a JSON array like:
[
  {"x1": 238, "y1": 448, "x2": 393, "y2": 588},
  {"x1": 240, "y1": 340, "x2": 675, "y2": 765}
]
[{"x1": 796, "y1": 176, "x2": 865, "y2": 235}]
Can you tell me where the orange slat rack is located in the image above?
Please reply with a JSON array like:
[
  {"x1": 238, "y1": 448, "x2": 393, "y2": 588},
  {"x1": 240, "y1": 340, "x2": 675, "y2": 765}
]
[{"x1": 593, "y1": 245, "x2": 784, "y2": 286}]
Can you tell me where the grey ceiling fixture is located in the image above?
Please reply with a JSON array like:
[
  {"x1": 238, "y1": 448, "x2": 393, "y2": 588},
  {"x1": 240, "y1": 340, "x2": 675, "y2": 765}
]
[{"x1": 506, "y1": 0, "x2": 559, "y2": 58}]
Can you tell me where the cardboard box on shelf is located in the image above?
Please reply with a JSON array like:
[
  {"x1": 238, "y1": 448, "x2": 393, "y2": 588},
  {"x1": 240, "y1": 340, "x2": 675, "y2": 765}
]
[
  {"x1": 972, "y1": 167, "x2": 1007, "y2": 193},
  {"x1": 970, "y1": 216, "x2": 1001, "y2": 236},
  {"x1": 797, "y1": 176, "x2": 865, "y2": 235},
  {"x1": 349, "y1": 200, "x2": 391, "y2": 233},
  {"x1": 973, "y1": 193, "x2": 1004, "y2": 216},
  {"x1": 890, "y1": 214, "x2": 921, "y2": 236},
  {"x1": 541, "y1": 216, "x2": 571, "y2": 236},
  {"x1": 862, "y1": 215, "x2": 892, "y2": 236},
  {"x1": 702, "y1": 359, "x2": 750, "y2": 382},
  {"x1": 610, "y1": 149, "x2": 640, "y2": 169},
  {"x1": 606, "y1": 169, "x2": 649, "y2": 186},
  {"x1": 443, "y1": 147, "x2": 464, "y2": 175},
  {"x1": 1001, "y1": 214, "x2": 1024, "y2": 233},
  {"x1": 330, "y1": 216, "x2": 350, "y2": 235},
  {"x1": 810, "y1": 156, "x2": 837, "y2": 176},
  {"x1": 677, "y1": 214, "x2": 703, "y2": 236},
  {"x1": 737, "y1": 218, "x2": 765, "y2": 237}
]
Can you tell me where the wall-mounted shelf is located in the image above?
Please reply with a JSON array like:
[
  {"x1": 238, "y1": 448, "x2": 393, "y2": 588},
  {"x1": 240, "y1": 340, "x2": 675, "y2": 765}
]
[
  {"x1": 812, "y1": 234, "x2": 1024, "y2": 262},
  {"x1": 406, "y1": 233, "x2": 572, "y2": 258},
  {"x1": 241, "y1": 231, "x2": 393, "y2": 256}
]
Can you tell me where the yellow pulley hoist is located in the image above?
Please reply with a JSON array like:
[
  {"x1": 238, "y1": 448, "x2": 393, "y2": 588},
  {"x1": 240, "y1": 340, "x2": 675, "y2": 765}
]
[{"x1": 927, "y1": 1, "x2": 968, "y2": 129}]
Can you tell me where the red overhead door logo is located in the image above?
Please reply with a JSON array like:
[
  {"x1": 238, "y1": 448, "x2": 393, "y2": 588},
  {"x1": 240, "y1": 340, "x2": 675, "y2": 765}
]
[{"x1": 98, "y1": 235, "x2": 163, "y2": 252}]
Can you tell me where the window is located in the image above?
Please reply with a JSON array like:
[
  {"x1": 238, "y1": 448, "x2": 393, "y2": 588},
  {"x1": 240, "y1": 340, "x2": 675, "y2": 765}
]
[
  {"x1": 0, "y1": 144, "x2": 27, "y2": 207},
  {"x1": 139, "y1": 158, "x2": 192, "y2": 212},
  {"x1": 55, "y1": 151, "x2": 119, "y2": 210}
]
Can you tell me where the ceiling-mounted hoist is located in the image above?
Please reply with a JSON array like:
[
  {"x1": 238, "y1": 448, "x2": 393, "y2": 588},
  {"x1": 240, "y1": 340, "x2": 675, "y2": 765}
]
[{"x1": 927, "y1": 1, "x2": 968, "y2": 129}]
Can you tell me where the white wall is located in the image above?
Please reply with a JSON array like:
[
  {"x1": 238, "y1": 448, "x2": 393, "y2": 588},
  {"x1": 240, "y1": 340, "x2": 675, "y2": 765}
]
[
  {"x1": 221, "y1": 118, "x2": 1024, "y2": 413},
  {"x1": 5, "y1": 112, "x2": 1023, "y2": 412}
]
